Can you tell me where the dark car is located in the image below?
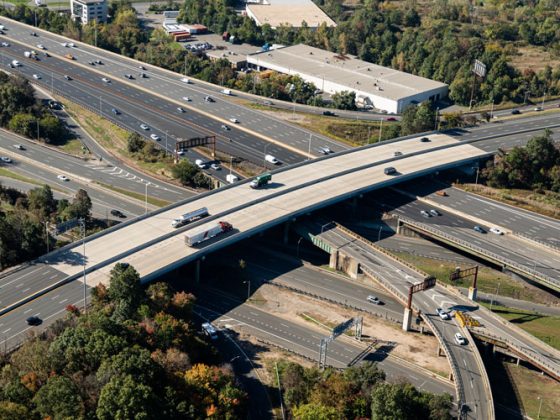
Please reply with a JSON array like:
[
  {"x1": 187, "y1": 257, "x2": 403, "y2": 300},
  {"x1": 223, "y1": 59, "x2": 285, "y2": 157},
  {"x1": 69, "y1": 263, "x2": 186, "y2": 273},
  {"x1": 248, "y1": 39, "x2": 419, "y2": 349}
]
[
  {"x1": 30, "y1": 32, "x2": 38, "y2": 37},
  {"x1": 64, "y1": 75, "x2": 72, "y2": 80},
  {"x1": 420, "y1": 137, "x2": 430, "y2": 142},
  {"x1": 110, "y1": 209, "x2": 126, "y2": 218},
  {"x1": 386, "y1": 117, "x2": 397, "y2": 121},
  {"x1": 473, "y1": 225, "x2": 486, "y2": 234},
  {"x1": 26, "y1": 316, "x2": 42, "y2": 326},
  {"x1": 511, "y1": 109, "x2": 521, "y2": 115},
  {"x1": 384, "y1": 167, "x2": 397, "y2": 175},
  {"x1": 111, "y1": 108, "x2": 120, "y2": 115},
  {"x1": 322, "y1": 110, "x2": 336, "y2": 116}
]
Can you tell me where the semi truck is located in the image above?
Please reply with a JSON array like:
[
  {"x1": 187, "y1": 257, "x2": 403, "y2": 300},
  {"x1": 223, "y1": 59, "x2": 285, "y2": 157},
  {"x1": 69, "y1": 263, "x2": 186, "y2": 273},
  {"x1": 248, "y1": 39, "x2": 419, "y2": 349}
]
[
  {"x1": 250, "y1": 173, "x2": 271, "y2": 189},
  {"x1": 171, "y1": 207, "x2": 209, "y2": 228},
  {"x1": 185, "y1": 221, "x2": 232, "y2": 246}
]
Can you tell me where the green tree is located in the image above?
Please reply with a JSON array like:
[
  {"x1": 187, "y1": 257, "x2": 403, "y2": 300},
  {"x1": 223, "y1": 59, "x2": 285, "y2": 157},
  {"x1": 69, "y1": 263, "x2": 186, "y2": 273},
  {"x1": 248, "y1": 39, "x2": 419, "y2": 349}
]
[
  {"x1": 97, "y1": 345, "x2": 159, "y2": 385},
  {"x1": 7, "y1": 113, "x2": 36, "y2": 138},
  {"x1": 127, "y1": 132, "x2": 145, "y2": 153},
  {"x1": 27, "y1": 185, "x2": 56, "y2": 220},
  {"x1": 68, "y1": 189, "x2": 92, "y2": 220},
  {"x1": 331, "y1": 90, "x2": 357, "y2": 110},
  {"x1": 0, "y1": 401, "x2": 30, "y2": 420},
  {"x1": 171, "y1": 160, "x2": 199, "y2": 186},
  {"x1": 97, "y1": 374, "x2": 157, "y2": 420},
  {"x1": 33, "y1": 376, "x2": 84, "y2": 420},
  {"x1": 108, "y1": 263, "x2": 144, "y2": 306},
  {"x1": 292, "y1": 403, "x2": 339, "y2": 419},
  {"x1": 39, "y1": 114, "x2": 67, "y2": 143}
]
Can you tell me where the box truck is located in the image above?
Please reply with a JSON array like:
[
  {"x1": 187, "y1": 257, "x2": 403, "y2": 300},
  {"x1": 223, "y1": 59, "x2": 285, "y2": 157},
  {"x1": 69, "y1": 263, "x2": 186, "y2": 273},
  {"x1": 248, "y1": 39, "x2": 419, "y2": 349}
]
[
  {"x1": 171, "y1": 207, "x2": 209, "y2": 228},
  {"x1": 250, "y1": 173, "x2": 271, "y2": 189},
  {"x1": 185, "y1": 221, "x2": 232, "y2": 246}
]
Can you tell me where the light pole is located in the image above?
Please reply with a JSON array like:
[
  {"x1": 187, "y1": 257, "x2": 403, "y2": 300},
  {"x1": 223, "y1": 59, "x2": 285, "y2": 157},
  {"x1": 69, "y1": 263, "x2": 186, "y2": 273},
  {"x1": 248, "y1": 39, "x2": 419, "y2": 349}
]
[
  {"x1": 490, "y1": 282, "x2": 500, "y2": 311},
  {"x1": 307, "y1": 133, "x2": 312, "y2": 160},
  {"x1": 36, "y1": 119, "x2": 40, "y2": 141},
  {"x1": 51, "y1": 71, "x2": 54, "y2": 94},
  {"x1": 229, "y1": 156, "x2": 233, "y2": 177},
  {"x1": 80, "y1": 219, "x2": 87, "y2": 314},
  {"x1": 99, "y1": 96, "x2": 102, "y2": 116},
  {"x1": 243, "y1": 280, "x2": 251, "y2": 300},
  {"x1": 165, "y1": 131, "x2": 168, "y2": 155},
  {"x1": 144, "y1": 182, "x2": 148, "y2": 214},
  {"x1": 296, "y1": 237, "x2": 303, "y2": 258},
  {"x1": 378, "y1": 118, "x2": 383, "y2": 142},
  {"x1": 377, "y1": 226, "x2": 383, "y2": 242},
  {"x1": 434, "y1": 107, "x2": 439, "y2": 130},
  {"x1": 490, "y1": 96, "x2": 494, "y2": 120},
  {"x1": 472, "y1": 166, "x2": 480, "y2": 184},
  {"x1": 44, "y1": 221, "x2": 49, "y2": 254},
  {"x1": 541, "y1": 90, "x2": 546, "y2": 109},
  {"x1": 537, "y1": 396, "x2": 543, "y2": 419}
]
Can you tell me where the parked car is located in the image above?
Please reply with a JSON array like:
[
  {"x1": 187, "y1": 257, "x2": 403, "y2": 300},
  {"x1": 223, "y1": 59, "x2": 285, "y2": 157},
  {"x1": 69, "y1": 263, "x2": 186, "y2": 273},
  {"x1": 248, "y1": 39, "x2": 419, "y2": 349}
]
[
  {"x1": 489, "y1": 227, "x2": 504, "y2": 235},
  {"x1": 454, "y1": 332, "x2": 467, "y2": 345},
  {"x1": 110, "y1": 209, "x2": 126, "y2": 218},
  {"x1": 473, "y1": 225, "x2": 486, "y2": 234},
  {"x1": 367, "y1": 295, "x2": 382, "y2": 305},
  {"x1": 436, "y1": 308, "x2": 450, "y2": 320}
]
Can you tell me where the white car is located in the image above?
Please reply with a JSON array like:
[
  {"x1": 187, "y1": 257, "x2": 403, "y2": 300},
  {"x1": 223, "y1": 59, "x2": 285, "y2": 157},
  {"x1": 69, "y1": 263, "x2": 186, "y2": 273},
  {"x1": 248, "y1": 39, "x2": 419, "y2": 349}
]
[
  {"x1": 150, "y1": 134, "x2": 160, "y2": 141},
  {"x1": 429, "y1": 209, "x2": 441, "y2": 216},
  {"x1": 489, "y1": 227, "x2": 504, "y2": 235},
  {"x1": 195, "y1": 159, "x2": 206, "y2": 169},
  {"x1": 140, "y1": 124, "x2": 149, "y2": 130},
  {"x1": 68, "y1": 42, "x2": 75, "y2": 47},
  {"x1": 176, "y1": 150, "x2": 185, "y2": 156},
  {"x1": 229, "y1": 118, "x2": 239, "y2": 124},
  {"x1": 318, "y1": 146, "x2": 333, "y2": 155},
  {"x1": 1, "y1": 42, "x2": 9, "y2": 47},
  {"x1": 265, "y1": 154, "x2": 279, "y2": 164},
  {"x1": 32, "y1": 74, "x2": 41, "y2": 79},
  {"x1": 226, "y1": 174, "x2": 238, "y2": 184},
  {"x1": 177, "y1": 107, "x2": 185, "y2": 113},
  {"x1": 181, "y1": 77, "x2": 191, "y2": 84},
  {"x1": 61, "y1": 42, "x2": 69, "y2": 47},
  {"x1": 367, "y1": 295, "x2": 381, "y2": 305},
  {"x1": 36, "y1": 44, "x2": 45, "y2": 50},
  {"x1": 454, "y1": 332, "x2": 467, "y2": 345},
  {"x1": 420, "y1": 210, "x2": 431, "y2": 218},
  {"x1": 57, "y1": 175, "x2": 69, "y2": 181},
  {"x1": 210, "y1": 163, "x2": 221, "y2": 170},
  {"x1": 101, "y1": 77, "x2": 110, "y2": 83},
  {"x1": 0, "y1": 156, "x2": 12, "y2": 163},
  {"x1": 182, "y1": 96, "x2": 192, "y2": 102},
  {"x1": 436, "y1": 308, "x2": 450, "y2": 320},
  {"x1": 13, "y1": 144, "x2": 25, "y2": 150},
  {"x1": 221, "y1": 124, "x2": 230, "y2": 131}
]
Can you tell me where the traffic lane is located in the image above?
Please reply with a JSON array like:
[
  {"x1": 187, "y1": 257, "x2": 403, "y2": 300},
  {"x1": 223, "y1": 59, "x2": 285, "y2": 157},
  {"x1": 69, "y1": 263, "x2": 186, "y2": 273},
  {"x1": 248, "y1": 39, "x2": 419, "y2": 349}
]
[
  {"x1": 0, "y1": 279, "x2": 87, "y2": 352},
  {"x1": 5, "y1": 159, "x2": 147, "y2": 217},
  {"x1": 392, "y1": 201, "x2": 560, "y2": 279},
  {"x1": 0, "y1": 129, "x2": 185, "y2": 202},
  {"x1": 0, "y1": 175, "x2": 141, "y2": 221},
  {"x1": 242, "y1": 259, "x2": 404, "y2": 319},
  {"x1": 194, "y1": 297, "x2": 454, "y2": 396},
  {"x1": 0, "y1": 264, "x2": 67, "y2": 302},
  {"x1": 0, "y1": 22, "x2": 345, "y2": 153},
  {"x1": 423, "y1": 187, "x2": 560, "y2": 248},
  {"x1": 0, "y1": 45, "x2": 302, "y2": 170}
]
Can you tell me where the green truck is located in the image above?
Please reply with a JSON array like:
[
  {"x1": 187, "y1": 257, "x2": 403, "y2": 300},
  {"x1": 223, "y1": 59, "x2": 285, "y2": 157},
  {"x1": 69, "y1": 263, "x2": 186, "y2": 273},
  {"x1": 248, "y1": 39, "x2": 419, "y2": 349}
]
[{"x1": 250, "y1": 173, "x2": 271, "y2": 189}]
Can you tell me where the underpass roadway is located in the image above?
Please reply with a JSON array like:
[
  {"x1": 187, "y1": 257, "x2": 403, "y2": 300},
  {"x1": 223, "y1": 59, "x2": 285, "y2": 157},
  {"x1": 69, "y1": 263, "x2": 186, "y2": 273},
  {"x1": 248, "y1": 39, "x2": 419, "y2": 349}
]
[{"x1": 311, "y1": 224, "x2": 493, "y2": 420}]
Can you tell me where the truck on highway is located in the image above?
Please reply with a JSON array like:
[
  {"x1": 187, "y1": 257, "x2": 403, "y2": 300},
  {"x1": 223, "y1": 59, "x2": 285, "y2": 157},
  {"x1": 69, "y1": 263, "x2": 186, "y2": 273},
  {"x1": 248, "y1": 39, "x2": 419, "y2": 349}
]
[
  {"x1": 171, "y1": 207, "x2": 209, "y2": 228},
  {"x1": 226, "y1": 174, "x2": 238, "y2": 184},
  {"x1": 250, "y1": 173, "x2": 271, "y2": 189},
  {"x1": 24, "y1": 51, "x2": 33, "y2": 58},
  {"x1": 185, "y1": 221, "x2": 233, "y2": 246}
]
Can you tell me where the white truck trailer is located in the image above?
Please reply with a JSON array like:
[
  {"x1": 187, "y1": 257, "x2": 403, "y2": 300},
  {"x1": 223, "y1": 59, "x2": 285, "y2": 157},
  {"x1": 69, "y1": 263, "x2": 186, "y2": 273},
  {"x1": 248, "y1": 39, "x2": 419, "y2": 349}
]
[
  {"x1": 171, "y1": 207, "x2": 209, "y2": 228},
  {"x1": 185, "y1": 221, "x2": 232, "y2": 246}
]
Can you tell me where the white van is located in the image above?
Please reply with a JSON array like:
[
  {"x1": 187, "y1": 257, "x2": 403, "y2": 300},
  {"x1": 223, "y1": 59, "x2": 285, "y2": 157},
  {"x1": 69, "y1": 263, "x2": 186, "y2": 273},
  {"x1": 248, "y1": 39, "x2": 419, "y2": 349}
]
[
  {"x1": 226, "y1": 174, "x2": 239, "y2": 184},
  {"x1": 195, "y1": 159, "x2": 206, "y2": 169},
  {"x1": 265, "y1": 154, "x2": 279, "y2": 164}
]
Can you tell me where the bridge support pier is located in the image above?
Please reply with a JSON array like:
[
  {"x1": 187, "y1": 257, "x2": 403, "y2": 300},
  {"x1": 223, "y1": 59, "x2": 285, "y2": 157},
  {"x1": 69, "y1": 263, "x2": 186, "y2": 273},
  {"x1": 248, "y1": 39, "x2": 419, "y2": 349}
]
[
  {"x1": 396, "y1": 218, "x2": 402, "y2": 235},
  {"x1": 468, "y1": 287, "x2": 477, "y2": 301},
  {"x1": 195, "y1": 260, "x2": 201, "y2": 283},
  {"x1": 283, "y1": 221, "x2": 290, "y2": 244},
  {"x1": 402, "y1": 308, "x2": 412, "y2": 331},
  {"x1": 329, "y1": 250, "x2": 339, "y2": 270}
]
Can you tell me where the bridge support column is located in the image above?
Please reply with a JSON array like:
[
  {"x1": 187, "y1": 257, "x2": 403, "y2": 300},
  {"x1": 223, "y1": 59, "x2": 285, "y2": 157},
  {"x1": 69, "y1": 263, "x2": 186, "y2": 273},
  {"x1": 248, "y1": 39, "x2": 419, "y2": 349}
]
[
  {"x1": 516, "y1": 358, "x2": 520, "y2": 366},
  {"x1": 396, "y1": 218, "x2": 402, "y2": 235},
  {"x1": 468, "y1": 287, "x2": 477, "y2": 301},
  {"x1": 329, "y1": 250, "x2": 339, "y2": 270},
  {"x1": 283, "y1": 221, "x2": 290, "y2": 245},
  {"x1": 195, "y1": 260, "x2": 201, "y2": 283},
  {"x1": 402, "y1": 308, "x2": 412, "y2": 331}
]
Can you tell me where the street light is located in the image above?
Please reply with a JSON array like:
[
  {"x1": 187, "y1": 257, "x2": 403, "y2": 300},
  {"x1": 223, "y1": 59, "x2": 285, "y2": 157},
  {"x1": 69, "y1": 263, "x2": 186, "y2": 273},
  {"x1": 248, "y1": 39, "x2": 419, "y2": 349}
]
[
  {"x1": 144, "y1": 182, "x2": 148, "y2": 214},
  {"x1": 377, "y1": 226, "x2": 383, "y2": 242},
  {"x1": 490, "y1": 282, "x2": 500, "y2": 311},
  {"x1": 80, "y1": 219, "x2": 87, "y2": 314},
  {"x1": 296, "y1": 237, "x2": 303, "y2": 258},
  {"x1": 537, "y1": 396, "x2": 543, "y2": 419},
  {"x1": 307, "y1": 133, "x2": 312, "y2": 160},
  {"x1": 434, "y1": 107, "x2": 439, "y2": 130}
]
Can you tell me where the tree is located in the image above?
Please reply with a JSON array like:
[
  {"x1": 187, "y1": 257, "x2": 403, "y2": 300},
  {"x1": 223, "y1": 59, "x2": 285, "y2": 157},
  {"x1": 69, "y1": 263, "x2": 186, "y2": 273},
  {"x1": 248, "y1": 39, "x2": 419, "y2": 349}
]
[
  {"x1": 292, "y1": 403, "x2": 339, "y2": 419},
  {"x1": 0, "y1": 401, "x2": 30, "y2": 420},
  {"x1": 27, "y1": 184, "x2": 56, "y2": 220},
  {"x1": 107, "y1": 263, "x2": 144, "y2": 308},
  {"x1": 97, "y1": 374, "x2": 157, "y2": 420},
  {"x1": 33, "y1": 376, "x2": 84, "y2": 420},
  {"x1": 331, "y1": 90, "x2": 357, "y2": 110},
  {"x1": 97, "y1": 345, "x2": 159, "y2": 385},
  {"x1": 147, "y1": 282, "x2": 173, "y2": 312},
  {"x1": 171, "y1": 160, "x2": 199, "y2": 186},
  {"x1": 68, "y1": 189, "x2": 92, "y2": 220},
  {"x1": 39, "y1": 114, "x2": 67, "y2": 143},
  {"x1": 127, "y1": 132, "x2": 145, "y2": 153},
  {"x1": 7, "y1": 113, "x2": 36, "y2": 138}
]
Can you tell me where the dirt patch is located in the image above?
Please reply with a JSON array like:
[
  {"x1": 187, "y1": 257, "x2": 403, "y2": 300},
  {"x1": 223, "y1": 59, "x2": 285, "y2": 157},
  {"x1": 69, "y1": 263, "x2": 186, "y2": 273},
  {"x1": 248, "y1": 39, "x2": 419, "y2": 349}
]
[
  {"x1": 510, "y1": 46, "x2": 560, "y2": 73},
  {"x1": 251, "y1": 284, "x2": 451, "y2": 377}
]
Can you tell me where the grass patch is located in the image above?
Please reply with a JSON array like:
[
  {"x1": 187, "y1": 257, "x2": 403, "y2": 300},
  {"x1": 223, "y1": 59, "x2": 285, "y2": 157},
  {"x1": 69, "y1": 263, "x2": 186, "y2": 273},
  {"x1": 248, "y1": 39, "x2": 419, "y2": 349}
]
[
  {"x1": 457, "y1": 183, "x2": 560, "y2": 219},
  {"x1": 0, "y1": 168, "x2": 45, "y2": 186},
  {"x1": 480, "y1": 303, "x2": 560, "y2": 350},
  {"x1": 506, "y1": 362, "x2": 560, "y2": 419},
  {"x1": 96, "y1": 181, "x2": 170, "y2": 208},
  {"x1": 59, "y1": 138, "x2": 89, "y2": 156},
  {"x1": 392, "y1": 252, "x2": 553, "y2": 305}
]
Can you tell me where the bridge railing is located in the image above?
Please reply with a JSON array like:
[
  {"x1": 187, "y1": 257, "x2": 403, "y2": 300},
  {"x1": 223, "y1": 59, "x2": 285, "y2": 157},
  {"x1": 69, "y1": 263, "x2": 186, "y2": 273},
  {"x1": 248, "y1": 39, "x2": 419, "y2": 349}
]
[
  {"x1": 395, "y1": 216, "x2": 560, "y2": 290},
  {"x1": 471, "y1": 328, "x2": 560, "y2": 381},
  {"x1": 511, "y1": 231, "x2": 560, "y2": 253}
]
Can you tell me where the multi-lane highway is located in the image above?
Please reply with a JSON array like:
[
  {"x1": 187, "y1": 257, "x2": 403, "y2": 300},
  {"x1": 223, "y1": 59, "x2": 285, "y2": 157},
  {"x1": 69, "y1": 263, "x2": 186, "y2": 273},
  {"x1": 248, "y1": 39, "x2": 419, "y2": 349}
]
[{"x1": 0, "y1": 16, "x2": 347, "y2": 160}]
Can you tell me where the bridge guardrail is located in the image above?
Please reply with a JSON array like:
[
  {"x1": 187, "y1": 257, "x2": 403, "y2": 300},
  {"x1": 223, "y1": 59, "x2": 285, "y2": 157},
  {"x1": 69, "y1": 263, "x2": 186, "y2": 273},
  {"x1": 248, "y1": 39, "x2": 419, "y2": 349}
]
[
  {"x1": 511, "y1": 231, "x2": 560, "y2": 253},
  {"x1": 460, "y1": 327, "x2": 495, "y2": 420},
  {"x1": 471, "y1": 328, "x2": 560, "y2": 381},
  {"x1": 395, "y1": 216, "x2": 560, "y2": 290}
]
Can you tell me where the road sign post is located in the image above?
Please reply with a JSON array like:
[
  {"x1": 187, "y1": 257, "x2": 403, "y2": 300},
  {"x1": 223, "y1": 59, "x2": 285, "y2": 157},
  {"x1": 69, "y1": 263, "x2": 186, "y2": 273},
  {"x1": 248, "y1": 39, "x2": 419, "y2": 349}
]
[{"x1": 403, "y1": 276, "x2": 436, "y2": 332}]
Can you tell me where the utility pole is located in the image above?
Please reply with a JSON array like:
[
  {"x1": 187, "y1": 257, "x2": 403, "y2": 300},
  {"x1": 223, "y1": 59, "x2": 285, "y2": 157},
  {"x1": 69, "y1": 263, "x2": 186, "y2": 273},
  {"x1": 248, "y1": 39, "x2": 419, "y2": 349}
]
[
  {"x1": 44, "y1": 221, "x2": 49, "y2": 254},
  {"x1": 36, "y1": 119, "x2": 40, "y2": 141},
  {"x1": 144, "y1": 183, "x2": 148, "y2": 214},
  {"x1": 99, "y1": 96, "x2": 102, "y2": 116},
  {"x1": 378, "y1": 118, "x2": 383, "y2": 142},
  {"x1": 434, "y1": 107, "x2": 439, "y2": 130},
  {"x1": 307, "y1": 133, "x2": 312, "y2": 160},
  {"x1": 490, "y1": 96, "x2": 494, "y2": 120}
]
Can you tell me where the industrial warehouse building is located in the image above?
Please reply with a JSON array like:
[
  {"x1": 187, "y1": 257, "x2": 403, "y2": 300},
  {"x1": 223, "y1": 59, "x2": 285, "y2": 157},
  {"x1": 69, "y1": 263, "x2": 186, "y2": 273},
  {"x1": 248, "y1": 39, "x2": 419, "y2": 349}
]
[
  {"x1": 245, "y1": 0, "x2": 336, "y2": 29},
  {"x1": 247, "y1": 44, "x2": 448, "y2": 114}
]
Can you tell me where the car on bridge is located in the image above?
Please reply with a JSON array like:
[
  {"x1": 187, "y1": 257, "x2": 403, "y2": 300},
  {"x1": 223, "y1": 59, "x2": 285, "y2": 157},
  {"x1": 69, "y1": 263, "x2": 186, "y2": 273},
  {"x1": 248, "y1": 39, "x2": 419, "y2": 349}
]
[
  {"x1": 429, "y1": 209, "x2": 441, "y2": 216},
  {"x1": 473, "y1": 225, "x2": 486, "y2": 234},
  {"x1": 384, "y1": 167, "x2": 397, "y2": 175},
  {"x1": 110, "y1": 209, "x2": 126, "y2": 218},
  {"x1": 420, "y1": 137, "x2": 431, "y2": 142},
  {"x1": 436, "y1": 308, "x2": 450, "y2": 320},
  {"x1": 26, "y1": 316, "x2": 42, "y2": 326},
  {"x1": 420, "y1": 210, "x2": 431, "y2": 218},
  {"x1": 454, "y1": 332, "x2": 467, "y2": 345},
  {"x1": 367, "y1": 295, "x2": 382, "y2": 305},
  {"x1": 489, "y1": 227, "x2": 504, "y2": 235}
]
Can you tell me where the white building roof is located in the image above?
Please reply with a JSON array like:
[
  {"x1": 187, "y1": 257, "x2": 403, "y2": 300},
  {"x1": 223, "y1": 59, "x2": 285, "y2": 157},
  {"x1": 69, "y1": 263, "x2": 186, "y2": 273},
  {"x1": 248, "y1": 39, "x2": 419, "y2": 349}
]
[
  {"x1": 246, "y1": 0, "x2": 336, "y2": 28},
  {"x1": 248, "y1": 44, "x2": 447, "y2": 101}
]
